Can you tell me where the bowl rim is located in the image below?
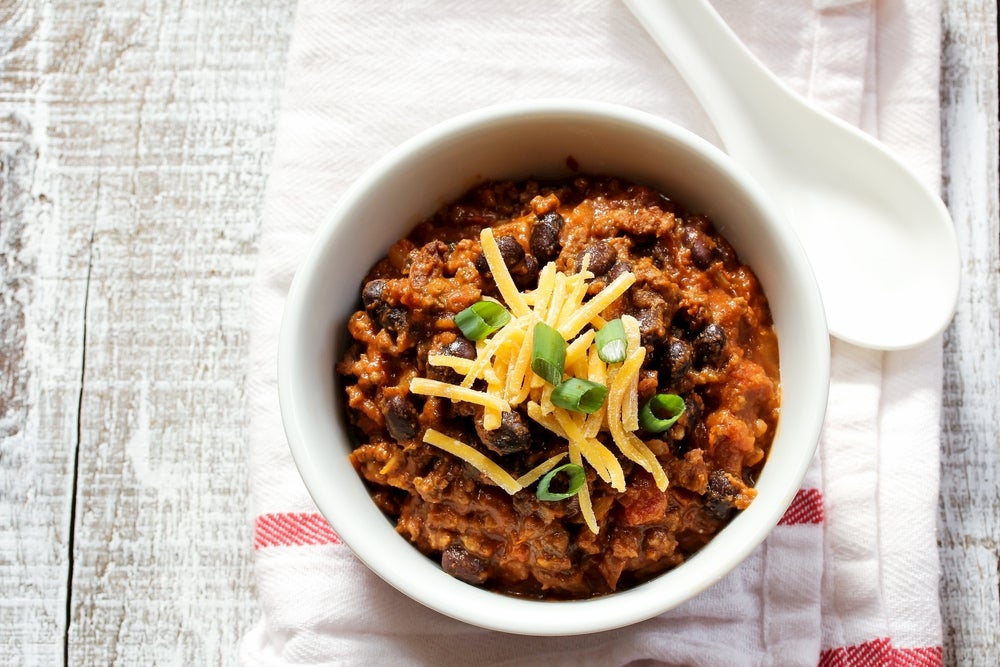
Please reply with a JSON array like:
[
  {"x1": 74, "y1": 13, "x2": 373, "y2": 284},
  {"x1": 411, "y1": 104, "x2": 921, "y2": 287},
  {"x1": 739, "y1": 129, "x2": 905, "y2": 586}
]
[{"x1": 277, "y1": 98, "x2": 830, "y2": 635}]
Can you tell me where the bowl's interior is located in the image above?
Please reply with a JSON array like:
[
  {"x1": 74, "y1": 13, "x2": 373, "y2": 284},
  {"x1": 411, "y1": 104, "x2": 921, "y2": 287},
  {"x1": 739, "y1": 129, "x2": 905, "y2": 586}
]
[{"x1": 278, "y1": 100, "x2": 829, "y2": 635}]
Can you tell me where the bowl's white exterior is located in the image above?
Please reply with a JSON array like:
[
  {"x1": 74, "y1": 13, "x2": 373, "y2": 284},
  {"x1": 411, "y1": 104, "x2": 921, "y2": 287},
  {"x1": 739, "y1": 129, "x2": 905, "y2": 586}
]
[{"x1": 278, "y1": 99, "x2": 829, "y2": 636}]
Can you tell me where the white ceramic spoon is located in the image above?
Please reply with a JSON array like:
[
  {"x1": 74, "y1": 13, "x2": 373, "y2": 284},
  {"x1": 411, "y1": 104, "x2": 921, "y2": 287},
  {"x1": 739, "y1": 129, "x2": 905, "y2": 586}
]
[{"x1": 624, "y1": 0, "x2": 960, "y2": 350}]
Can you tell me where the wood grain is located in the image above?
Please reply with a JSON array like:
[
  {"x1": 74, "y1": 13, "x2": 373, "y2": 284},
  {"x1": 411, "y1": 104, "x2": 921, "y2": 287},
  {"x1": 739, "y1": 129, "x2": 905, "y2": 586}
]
[
  {"x1": 939, "y1": 1, "x2": 1000, "y2": 666},
  {"x1": 1, "y1": 4, "x2": 86, "y2": 662},
  {"x1": 0, "y1": 0, "x2": 295, "y2": 663}
]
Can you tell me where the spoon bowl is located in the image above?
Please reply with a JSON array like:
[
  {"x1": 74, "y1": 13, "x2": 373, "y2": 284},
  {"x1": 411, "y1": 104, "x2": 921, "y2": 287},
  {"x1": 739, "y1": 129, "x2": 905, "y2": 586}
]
[{"x1": 624, "y1": 0, "x2": 960, "y2": 349}]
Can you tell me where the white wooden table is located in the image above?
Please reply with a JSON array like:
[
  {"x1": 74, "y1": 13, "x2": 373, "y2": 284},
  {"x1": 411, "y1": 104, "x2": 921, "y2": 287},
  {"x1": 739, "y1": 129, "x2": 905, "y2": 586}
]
[{"x1": 1, "y1": 1, "x2": 996, "y2": 664}]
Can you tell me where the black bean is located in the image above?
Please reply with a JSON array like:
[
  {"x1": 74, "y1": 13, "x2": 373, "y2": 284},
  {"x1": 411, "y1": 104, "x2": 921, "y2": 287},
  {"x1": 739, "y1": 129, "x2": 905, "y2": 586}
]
[
  {"x1": 474, "y1": 252, "x2": 489, "y2": 274},
  {"x1": 683, "y1": 227, "x2": 715, "y2": 269},
  {"x1": 707, "y1": 469, "x2": 739, "y2": 498},
  {"x1": 606, "y1": 259, "x2": 633, "y2": 282},
  {"x1": 443, "y1": 337, "x2": 477, "y2": 360},
  {"x1": 428, "y1": 337, "x2": 476, "y2": 383},
  {"x1": 694, "y1": 323, "x2": 727, "y2": 367},
  {"x1": 636, "y1": 308, "x2": 667, "y2": 346},
  {"x1": 476, "y1": 235, "x2": 526, "y2": 275},
  {"x1": 705, "y1": 469, "x2": 738, "y2": 519},
  {"x1": 513, "y1": 253, "x2": 540, "y2": 290},
  {"x1": 361, "y1": 279, "x2": 386, "y2": 311},
  {"x1": 495, "y1": 235, "x2": 525, "y2": 267},
  {"x1": 536, "y1": 211, "x2": 564, "y2": 230},
  {"x1": 631, "y1": 289, "x2": 670, "y2": 345},
  {"x1": 362, "y1": 279, "x2": 408, "y2": 334},
  {"x1": 661, "y1": 338, "x2": 693, "y2": 383},
  {"x1": 441, "y1": 544, "x2": 488, "y2": 584},
  {"x1": 530, "y1": 221, "x2": 561, "y2": 264},
  {"x1": 475, "y1": 409, "x2": 531, "y2": 455},
  {"x1": 425, "y1": 364, "x2": 453, "y2": 384},
  {"x1": 704, "y1": 497, "x2": 736, "y2": 520},
  {"x1": 382, "y1": 394, "x2": 418, "y2": 441},
  {"x1": 715, "y1": 241, "x2": 737, "y2": 268},
  {"x1": 377, "y1": 306, "x2": 408, "y2": 334},
  {"x1": 578, "y1": 240, "x2": 616, "y2": 275}
]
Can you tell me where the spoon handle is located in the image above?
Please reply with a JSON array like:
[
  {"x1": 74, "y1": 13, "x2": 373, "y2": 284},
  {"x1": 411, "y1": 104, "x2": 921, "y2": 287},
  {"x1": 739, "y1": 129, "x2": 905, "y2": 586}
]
[{"x1": 622, "y1": 0, "x2": 794, "y2": 158}]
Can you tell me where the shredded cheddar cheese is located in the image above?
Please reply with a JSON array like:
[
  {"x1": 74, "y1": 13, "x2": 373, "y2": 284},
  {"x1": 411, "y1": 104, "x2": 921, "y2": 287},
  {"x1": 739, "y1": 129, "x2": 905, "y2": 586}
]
[
  {"x1": 567, "y1": 443, "x2": 599, "y2": 534},
  {"x1": 407, "y1": 229, "x2": 670, "y2": 533},
  {"x1": 584, "y1": 344, "x2": 608, "y2": 439},
  {"x1": 459, "y1": 314, "x2": 529, "y2": 389},
  {"x1": 620, "y1": 316, "x2": 643, "y2": 431},
  {"x1": 553, "y1": 409, "x2": 625, "y2": 491},
  {"x1": 515, "y1": 452, "x2": 568, "y2": 487},
  {"x1": 564, "y1": 328, "x2": 596, "y2": 376},
  {"x1": 556, "y1": 272, "x2": 636, "y2": 339},
  {"x1": 427, "y1": 354, "x2": 474, "y2": 374},
  {"x1": 410, "y1": 378, "x2": 510, "y2": 413},
  {"x1": 422, "y1": 429, "x2": 522, "y2": 494},
  {"x1": 480, "y1": 228, "x2": 531, "y2": 318}
]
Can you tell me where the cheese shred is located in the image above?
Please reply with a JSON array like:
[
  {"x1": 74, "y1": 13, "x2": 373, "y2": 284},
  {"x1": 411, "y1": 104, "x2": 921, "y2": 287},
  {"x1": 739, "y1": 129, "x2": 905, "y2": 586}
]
[
  {"x1": 423, "y1": 429, "x2": 522, "y2": 494},
  {"x1": 409, "y1": 234, "x2": 670, "y2": 533},
  {"x1": 480, "y1": 228, "x2": 531, "y2": 318},
  {"x1": 515, "y1": 452, "x2": 567, "y2": 487},
  {"x1": 410, "y1": 377, "x2": 510, "y2": 413},
  {"x1": 557, "y1": 272, "x2": 636, "y2": 339}
]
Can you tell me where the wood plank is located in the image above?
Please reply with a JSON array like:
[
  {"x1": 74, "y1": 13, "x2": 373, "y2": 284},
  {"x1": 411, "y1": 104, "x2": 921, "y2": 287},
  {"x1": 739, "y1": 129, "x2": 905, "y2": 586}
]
[
  {"x1": 0, "y1": 0, "x2": 296, "y2": 662},
  {"x1": 0, "y1": 3, "x2": 88, "y2": 662},
  {"x1": 64, "y1": 0, "x2": 296, "y2": 660},
  {"x1": 939, "y1": 0, "x2": 1000, "y2": 664}
]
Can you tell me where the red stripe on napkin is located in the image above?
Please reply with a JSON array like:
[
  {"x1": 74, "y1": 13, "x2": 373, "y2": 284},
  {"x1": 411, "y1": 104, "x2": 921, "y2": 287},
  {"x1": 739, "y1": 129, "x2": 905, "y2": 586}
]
[
  {"x1": 255, "y1": 491, "x2": 824, "y2": 548},
  {"x1": 254, "y1": 512, "x2": 341, "y2": 549},
  {"x1": 891, "y1": 646, "x2": 945, "y2": 667},
  {"x1": 778, "y1": 488, "x2": 825, "y2": 525},
  {"x1": 819, "y1": 638, "x2": 942, "y2": 667}
]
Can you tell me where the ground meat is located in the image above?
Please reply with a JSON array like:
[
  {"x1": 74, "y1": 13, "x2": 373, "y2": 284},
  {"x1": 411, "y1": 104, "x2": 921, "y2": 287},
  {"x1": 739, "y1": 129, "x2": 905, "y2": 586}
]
[{"x1": 336, "y1": 175, "x2": 780, "y2": 600}]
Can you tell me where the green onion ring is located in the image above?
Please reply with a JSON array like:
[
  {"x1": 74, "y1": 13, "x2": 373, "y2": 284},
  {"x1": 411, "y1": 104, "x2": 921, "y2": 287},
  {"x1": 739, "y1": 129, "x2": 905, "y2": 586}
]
[
  {"x1": 639, "y1": 393, "x2": 686, "y2": 432},
  {"x1": 595, "y1": 318, "x2": 627, "y2": 363},
  {"x1": 531, "y1": 322, "x2": 566, "y2": 386},
  {"x1": 536, "y1": 463, "x2": 587, "y2": 501},
  {"x1": 551, "y1": 377, "x2": 609, "y2": 414},
  {"x1": 454, "y1": 300, "x2": 511, "y2": 341}
]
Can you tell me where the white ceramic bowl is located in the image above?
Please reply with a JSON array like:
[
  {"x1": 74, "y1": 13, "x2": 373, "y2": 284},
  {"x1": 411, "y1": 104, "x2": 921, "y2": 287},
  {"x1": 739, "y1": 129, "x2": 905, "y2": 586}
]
[{"x1": 278, "y1": 99, "x2": 829, "y2": 636}]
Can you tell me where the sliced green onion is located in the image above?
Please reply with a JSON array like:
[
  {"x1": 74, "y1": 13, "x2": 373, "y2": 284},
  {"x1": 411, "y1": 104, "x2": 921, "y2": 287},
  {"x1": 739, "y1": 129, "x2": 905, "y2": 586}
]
[
  {"x1": 454, "y1": 300, "x2": 511, "y2": 341},
  {"x1": 536, "y1": 463, "x2": 586, "y2": 501},
  {"x1": 595, "y1": 318, "x2": 627, "y2": 363},
  {"x1": 531, "y1": 322, "x2": 566, "y2": 385},
  {"x1": 639, "y1": 393, "x2": 686, "y2": 432},
  {"x1": 551, "y1": 378, "x2": 608, "y2": 414}
]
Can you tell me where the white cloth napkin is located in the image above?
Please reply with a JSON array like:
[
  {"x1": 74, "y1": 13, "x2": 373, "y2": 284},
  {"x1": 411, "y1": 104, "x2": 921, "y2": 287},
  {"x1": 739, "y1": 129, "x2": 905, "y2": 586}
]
[{"x1": 240, "y1": 1, "x2": 946, "y2": 664}]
